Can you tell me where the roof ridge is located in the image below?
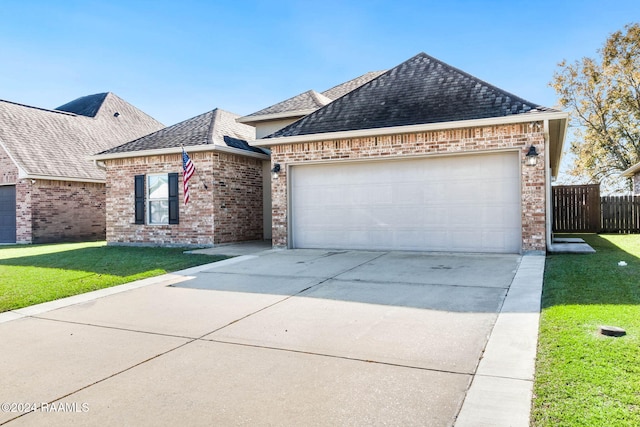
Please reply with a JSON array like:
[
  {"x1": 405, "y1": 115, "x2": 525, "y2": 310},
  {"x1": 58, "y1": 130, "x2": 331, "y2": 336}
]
[
  {"x1": 0, "y1": 99, "x2": 77, "y2": 117},
  {"x1": 309, "y1": 90, "x2": 332, "y2": 106},
  {"x1": 267, "y1": 52, "x2": 549, "y2": 139},
  {"x1": 207, "y1": 108, "x2": 220, "y2": 145}
]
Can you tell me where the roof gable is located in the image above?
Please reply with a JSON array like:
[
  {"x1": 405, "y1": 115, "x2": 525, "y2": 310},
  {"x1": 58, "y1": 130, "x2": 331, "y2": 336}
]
[
  {"x1": 268, "y1": 53, "x2": 554, "y2": 138},
  {"x1": 99, "y1": 108, "x2": 264, "y2": 156}
]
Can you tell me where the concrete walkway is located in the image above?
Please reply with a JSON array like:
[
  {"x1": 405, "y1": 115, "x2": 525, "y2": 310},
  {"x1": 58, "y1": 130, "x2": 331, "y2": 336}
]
[{"x1": 0, "y1": 247, "x2": 544, "y2": 426}]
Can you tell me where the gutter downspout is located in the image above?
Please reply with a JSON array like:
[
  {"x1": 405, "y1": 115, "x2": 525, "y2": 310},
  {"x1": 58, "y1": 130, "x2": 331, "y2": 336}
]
[
  {"x1": 544, "y1": 119, "x2": 552, "y2": 252},
  {"x1": 94, "y1": 160, "x2": 107, "y2": 171}
]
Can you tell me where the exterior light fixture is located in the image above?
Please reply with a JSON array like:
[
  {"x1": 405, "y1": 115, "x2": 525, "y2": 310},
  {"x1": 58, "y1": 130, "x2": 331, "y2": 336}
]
[
  {"x1": 271, "y1": 163, "x2": 281, "y2": 179},
  {"x1": 525, "y1": 145, "x2": 538, "y2": 166}
]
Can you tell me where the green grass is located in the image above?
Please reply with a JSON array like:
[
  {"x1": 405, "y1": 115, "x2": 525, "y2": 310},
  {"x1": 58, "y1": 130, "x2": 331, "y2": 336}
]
[
  {"x1": 0, "y1": 242, "x2": 227, "y2": 312},
  {"x1": 532, "y1": 234, "x2": 640, "y2": 427}
]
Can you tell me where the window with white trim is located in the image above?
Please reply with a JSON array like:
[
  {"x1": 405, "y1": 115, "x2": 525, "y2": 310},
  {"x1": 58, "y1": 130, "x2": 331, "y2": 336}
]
[{"x1": 147, "y1": 174, "x2": 169, "y2": 224}]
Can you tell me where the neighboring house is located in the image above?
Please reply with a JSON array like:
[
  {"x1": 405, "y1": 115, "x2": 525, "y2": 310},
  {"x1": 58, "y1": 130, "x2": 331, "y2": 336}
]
[
  {"x1": 252, "y1": 52, "x2": 569, "y2": 254},
  {"x1": 0, "y1": 93, "x2": 163, "y2": 244},
  {"x1": 621, "y1": 162, "x2": 640, "y2": 195},
  {"x1": 90, "y1": 108, "x2": 269, "y2": 246}
]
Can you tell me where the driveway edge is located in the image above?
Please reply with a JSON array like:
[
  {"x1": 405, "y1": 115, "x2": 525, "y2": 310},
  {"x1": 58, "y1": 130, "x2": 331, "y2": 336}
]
[
  {"x1": 455, "y1": 254, "x2": 545, "y2": 427},
  {"x1": 0, "y1": 255, "x2": 257, "y2": 324}
]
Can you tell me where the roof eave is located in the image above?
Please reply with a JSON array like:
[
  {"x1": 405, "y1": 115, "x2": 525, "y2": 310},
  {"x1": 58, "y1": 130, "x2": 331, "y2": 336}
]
[
  {"x1": 251, "y1": 111, "x2": 569, "y2": 147},
  {"x1": 17, "y1": 172, "x2": 106, "y2": 184},
  {"x1": 621, "y1": 162, "x2": 640, "y2": 177},
  {"x1": 89, "y1": 144, "x2": 270, "y2": 161},
  {"x1": 236, "y1": 109, "x2": 317, "y2": 125}
]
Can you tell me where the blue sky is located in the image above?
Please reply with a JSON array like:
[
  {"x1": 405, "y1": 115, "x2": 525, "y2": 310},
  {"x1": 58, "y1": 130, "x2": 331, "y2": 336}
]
[{"x1": 1, "y1": 0, "x2": 639, "y2": 130}]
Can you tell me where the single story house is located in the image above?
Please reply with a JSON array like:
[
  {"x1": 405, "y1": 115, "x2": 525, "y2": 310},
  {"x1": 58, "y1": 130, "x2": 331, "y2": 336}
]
[
  {"x1": 252, "y1": 52, "x2": 569, "y2": 254},
  {"x1": 90, "y1": 73, "x2": 383, "y2": 247},
  {"x1": 0, "y1": 93, "x2": 163, "y2": 243},
  {"x1": 90, "y1": 108, "x2": 269, "y2": 246},
  {"x1": 621, "y1": 162, "x2": 640, "y2": 195}
]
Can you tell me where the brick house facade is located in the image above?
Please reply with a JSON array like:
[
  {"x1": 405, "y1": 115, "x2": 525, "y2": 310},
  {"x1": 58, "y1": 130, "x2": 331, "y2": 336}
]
[
  {"x1": 0, "y1": 93, "x2": 163, "y2": 244},
  {"x1": 268, "y1": 123, "x2": 547, "y2": 252},
  {"x1": 1, "y1": 145, "x2": 106, "y2": 243},
  {"x1": 104, "y1": 151, "x2": 264, "y2": 246},
  {"x1": 93, "y1": 108, "x2": 269, "y2": 247},
  {"x1": 251, "y1": 53, "x2": 568, "y2": 254}
]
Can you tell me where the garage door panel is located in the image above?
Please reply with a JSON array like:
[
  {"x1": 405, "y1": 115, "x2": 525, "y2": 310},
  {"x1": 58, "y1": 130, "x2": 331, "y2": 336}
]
[
  {"x1": 0, "y1": 185, "x2": 17, "y2": 243},
  {"x1": 291, "y1": 153, "x2": 521, "y2": 253}
]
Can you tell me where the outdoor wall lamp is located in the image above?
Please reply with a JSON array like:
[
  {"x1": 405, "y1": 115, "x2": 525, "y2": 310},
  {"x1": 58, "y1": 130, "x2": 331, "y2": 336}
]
[
  {"x1": 525, "y1": 145, "x2": 539, "y2": 166},
  {"x1": 271, "y1": 163, "x2": 281, "y2": 179}
]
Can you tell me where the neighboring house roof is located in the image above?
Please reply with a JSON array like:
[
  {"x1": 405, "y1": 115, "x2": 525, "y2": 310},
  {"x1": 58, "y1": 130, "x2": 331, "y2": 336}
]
[
  {"x1": 55, "y1": 93, "x2": 109, "y2": 117},
  {"x1": 266, "y1": 52, "x2": 556, "y2": 138},
  {"x1": 97, "y1": 108, "x2": 266, "y2": 157},
  {"x1": 237, "y1": 71, "x2": 386, "y2": 124},
  {"x1": 621, "y1": 161, "x2": 640, "y2": 177},
  {"x1": 0, "y1": 93, "x2": 164, "y2": 182}
]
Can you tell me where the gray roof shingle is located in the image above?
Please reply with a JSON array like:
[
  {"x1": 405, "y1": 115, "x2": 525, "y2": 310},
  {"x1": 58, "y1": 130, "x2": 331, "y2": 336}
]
[
  {"x1": 239, "y1": 71, "x2": 386, "y2": 123},
  {"x1": 320, "y1": 71, "x2": 386, "y2": 100},
  {"x1": 241, "y1": 90, "x2": 332, "y2": 119},
  {"x1": 0, "y1": 93, "x2": 164, "y2": 181},
  {"x1": 99, "y1": 108, "x2": 265, "y2": 155},
  {"x1": 267, "y1": 53, "x2": 555, "y2": 138}
]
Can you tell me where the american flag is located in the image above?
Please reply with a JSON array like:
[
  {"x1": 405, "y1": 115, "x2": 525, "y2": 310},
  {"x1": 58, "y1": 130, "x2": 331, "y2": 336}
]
[{"x1": 182, "y1": 149, "x2": 195, "y2": 204}]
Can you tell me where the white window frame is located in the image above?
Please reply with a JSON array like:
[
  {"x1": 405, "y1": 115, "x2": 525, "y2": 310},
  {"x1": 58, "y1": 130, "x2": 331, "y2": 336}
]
[{"x1": 147, "y1": 174, "x2": 169, "y2": 225}]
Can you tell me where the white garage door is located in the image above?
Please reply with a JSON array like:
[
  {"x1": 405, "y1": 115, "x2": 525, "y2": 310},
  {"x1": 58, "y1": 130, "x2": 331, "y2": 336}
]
[{"x1": 290, "y1": 152, "x2": 521, "y2": 253}]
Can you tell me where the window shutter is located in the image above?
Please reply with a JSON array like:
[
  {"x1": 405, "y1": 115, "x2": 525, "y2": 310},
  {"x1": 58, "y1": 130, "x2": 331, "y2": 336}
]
[
  {"x1": 134, "y1": 175, "x2": 145, "y2": 224},
  {"x1": 168, "y1": 172, "x2": 179, "y2": 224}
]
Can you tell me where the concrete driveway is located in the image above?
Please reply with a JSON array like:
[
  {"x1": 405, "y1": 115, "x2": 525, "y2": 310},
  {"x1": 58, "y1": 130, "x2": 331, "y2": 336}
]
[{"x1": 0, "y1": 248, "x2": 543, "y2": 426}]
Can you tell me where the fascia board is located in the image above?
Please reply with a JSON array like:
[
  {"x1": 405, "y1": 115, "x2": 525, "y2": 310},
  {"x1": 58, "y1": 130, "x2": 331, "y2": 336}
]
[
  {"x1": 89, "y1": 144, "x2": 270, "y2": 162},
  {"x1": 251, "y1": 111, "x2": 570, "y2": 147}
]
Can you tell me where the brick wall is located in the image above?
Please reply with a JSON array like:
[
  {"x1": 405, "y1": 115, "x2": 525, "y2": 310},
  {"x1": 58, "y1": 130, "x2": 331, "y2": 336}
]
[
  {"x1": 15, "y1": 181, "x2": 32, "y2": 243},
  {"x1": 31, "y1": 180, "x2": 106, "y2": 243},
  {"x1": 105, "y1": 151, "x2": 263, "y2": 246},
  {"x1": 2, "y1": 146, "x2": 106, "y2": 243},
  {"x1": 269, "y1": 122, "x2": 547, "y2": 253},
  {"x1": 212, "y1": 152, "x2": 263, "y2": 243},
  {"x1": 0, "y1": 146, "x2": 18, "y2": 185}
]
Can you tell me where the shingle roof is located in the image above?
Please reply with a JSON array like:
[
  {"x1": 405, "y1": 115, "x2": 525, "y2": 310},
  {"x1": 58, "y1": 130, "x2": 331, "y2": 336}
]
[
  {"x1": 241, "y1": 90, "x2": 332, "y2": 119},
  {"x1": 0, "y1": 93, "x2": 163, "y2": 181},
  {"x1": 99, "y1": 108, "x2": 265, "y2": 155},
  {"x1": 320, "y1": 71, "x2": 386, "y2": 100},
  {"x1": 55, "y1": 93, "x2": 109, "y2": 117},
  {"x1": 268, "y1": 53, "x2": 556, "y2": 138},
  {"x1": 238, "y1": 71, "x2": 386, "y2": 123}
]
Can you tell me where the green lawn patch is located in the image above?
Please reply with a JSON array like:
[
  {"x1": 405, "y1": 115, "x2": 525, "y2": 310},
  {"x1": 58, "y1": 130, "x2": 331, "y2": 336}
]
[
  {"x1": 532, "y1": 234, "x2": 640, "y2": 427},
  {"x1": 0, "y1": 242, "x2": 228, "y2": 312}
]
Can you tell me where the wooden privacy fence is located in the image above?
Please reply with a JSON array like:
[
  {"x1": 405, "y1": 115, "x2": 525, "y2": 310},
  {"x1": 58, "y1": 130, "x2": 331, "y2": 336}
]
[
  {"x1": 601, "y1": 195, "x2": 640, "y2": 233},
  {"x1": 553, "y1": 184, "x2": 640, "y2": 233},
  {"x1": 552, "y1": 184, "x2": 601, "y2": 233}
]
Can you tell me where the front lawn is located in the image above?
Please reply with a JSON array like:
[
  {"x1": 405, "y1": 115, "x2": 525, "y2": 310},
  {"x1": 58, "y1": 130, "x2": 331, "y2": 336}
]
[
  {"x1": 532, "y1": 234, "x2": 640, "y2": 426},
  {"x1": 0, "y1": 242, "x2": 227, "y2": 312}
]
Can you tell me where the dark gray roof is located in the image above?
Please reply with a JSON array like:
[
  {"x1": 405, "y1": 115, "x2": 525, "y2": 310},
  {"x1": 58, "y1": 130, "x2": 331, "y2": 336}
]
[
  {"x1": 55, "y1": 93, "x2": 109, "y2": 117},
  {"x1": 100, "y1": 108, "x2": 265, "y2": 155},
  {"x1": 0, "y1": 93, "x2": 164, "y2": 181},
  {"x1": 268, "y1": 53, "x2": 555, "y2": 138}
]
